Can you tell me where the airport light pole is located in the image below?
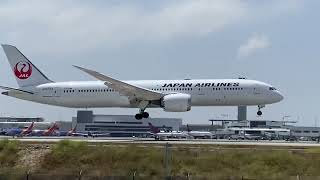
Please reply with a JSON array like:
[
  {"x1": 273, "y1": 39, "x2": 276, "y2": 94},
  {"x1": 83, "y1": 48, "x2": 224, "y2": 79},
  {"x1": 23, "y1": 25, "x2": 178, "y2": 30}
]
[
  {"x1": 314, "y1": 116, "x2": 319, "y2": 127},
  {"x1": 164, "y1": 143, "x2": 172, "y2": 179}
]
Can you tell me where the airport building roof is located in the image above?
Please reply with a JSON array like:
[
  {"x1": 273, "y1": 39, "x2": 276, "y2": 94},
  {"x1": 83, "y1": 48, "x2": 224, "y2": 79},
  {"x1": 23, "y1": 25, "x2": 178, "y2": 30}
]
[{"x1": 0, "y1": 117, "x2": 44, "y2": 122}]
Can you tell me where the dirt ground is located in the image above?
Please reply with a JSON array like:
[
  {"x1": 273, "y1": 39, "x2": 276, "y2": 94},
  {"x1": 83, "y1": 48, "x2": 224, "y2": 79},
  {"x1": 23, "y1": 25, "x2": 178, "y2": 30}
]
[{"x1": 16, "y1": 144, "x2": 52, "y2": 171}]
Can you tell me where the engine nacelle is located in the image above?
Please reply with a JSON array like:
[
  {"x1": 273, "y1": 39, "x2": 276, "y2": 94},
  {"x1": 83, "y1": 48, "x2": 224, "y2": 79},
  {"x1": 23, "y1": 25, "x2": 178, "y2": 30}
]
[{"x1": 161, "y1": 93, "x2": 191, "y2": 112}]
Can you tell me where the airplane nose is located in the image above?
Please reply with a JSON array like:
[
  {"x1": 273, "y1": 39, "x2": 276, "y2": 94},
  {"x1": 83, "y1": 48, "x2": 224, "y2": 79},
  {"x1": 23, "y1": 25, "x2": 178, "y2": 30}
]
[{"x1": 275, "y1": 91, "x2": 284, "y2": 102}]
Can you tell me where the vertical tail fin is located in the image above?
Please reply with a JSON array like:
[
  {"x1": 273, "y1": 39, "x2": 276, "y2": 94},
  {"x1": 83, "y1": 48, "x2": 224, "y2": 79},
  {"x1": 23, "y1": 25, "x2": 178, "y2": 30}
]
[
  {"x1": 1, "y1": 44, "x2": 53, "y2": 87},
  {"x1": 68, "y1": 124, "x2": 77, "y2": 135},
  {"x1": 148, "y1": 122, "x2": 160, "y2": 133},
  {"x1": 21, "y1": 121, "x2": 35, "y2": 136},
  {"x1": 43, "y1": 123, "x2": 58, "y2": 136},
  {"x1": 26, "y1": 121, "x2": 35, "y2": 132},
  {"x1": 187, "y1": 124, "x2": 191, "y2": 132}
]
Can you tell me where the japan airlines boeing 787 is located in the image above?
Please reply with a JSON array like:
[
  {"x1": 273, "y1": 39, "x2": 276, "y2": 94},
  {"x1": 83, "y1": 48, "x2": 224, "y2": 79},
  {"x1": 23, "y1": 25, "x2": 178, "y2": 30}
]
[{"x1": 0, "y1": 45, "x2": 283, "y2": 119}]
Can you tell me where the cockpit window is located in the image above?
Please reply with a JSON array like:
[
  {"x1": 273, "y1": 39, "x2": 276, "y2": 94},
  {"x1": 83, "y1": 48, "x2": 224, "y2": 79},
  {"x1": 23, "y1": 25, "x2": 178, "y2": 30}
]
[{"x1": 269, "y1": 87, "x2": 277, "y2": 91}]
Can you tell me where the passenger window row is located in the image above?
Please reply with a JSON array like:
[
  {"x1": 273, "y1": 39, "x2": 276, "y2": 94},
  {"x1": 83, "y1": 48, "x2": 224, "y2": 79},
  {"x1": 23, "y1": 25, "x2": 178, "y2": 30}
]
[
  {"x1": 223, "y1": 88, "x2": 243, "y2": 90},
  {"x1": 151, "y1": 88, "x2": 193, "y2": 91},
  {"x1": 63, "y1": 89, "x2": 115, "y2": 93},
  {"x1": 63, "y1": 87, "x2": 244, "y2": 93}
]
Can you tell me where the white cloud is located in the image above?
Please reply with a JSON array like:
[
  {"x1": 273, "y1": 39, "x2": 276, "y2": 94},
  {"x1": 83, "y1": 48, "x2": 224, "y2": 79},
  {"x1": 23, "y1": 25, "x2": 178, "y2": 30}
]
[
  {"x1": 0, "y1": 0, "x2": 300, "y2": 55},
  {"x1": 237, "y1": 34, "x2": 270, "y2": 58},
  {"x1": 0, "y1": 1, "x2": 247, "y2": 52}
]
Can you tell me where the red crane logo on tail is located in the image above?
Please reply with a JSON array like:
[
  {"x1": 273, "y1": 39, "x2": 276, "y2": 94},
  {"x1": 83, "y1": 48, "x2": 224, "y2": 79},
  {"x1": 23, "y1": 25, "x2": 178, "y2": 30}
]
[{"x1": 14, "y1": 61, "x2": 32, "y2": 79}]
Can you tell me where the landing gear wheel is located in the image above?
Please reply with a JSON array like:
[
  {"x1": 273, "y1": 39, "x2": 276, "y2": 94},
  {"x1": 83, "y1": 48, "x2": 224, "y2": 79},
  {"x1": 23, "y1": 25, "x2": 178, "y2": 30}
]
[
  {"x1": 142, "y1": 112, "x2": 149, "y2": 118},
  {"x1": 257, "y1": 105, "x2": 265, "y2": 116},
  {"x1": 135, "y1": 114, "x2": 143, "y2": 120}
]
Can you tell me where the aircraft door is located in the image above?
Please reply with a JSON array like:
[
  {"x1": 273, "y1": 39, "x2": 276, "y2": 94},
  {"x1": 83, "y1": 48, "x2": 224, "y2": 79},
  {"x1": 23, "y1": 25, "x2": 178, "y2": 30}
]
[
  {"x1": 39, "y1": 87, "x2": 59, "y2": 104},
  {"x1": 50, "y1": 88, "x2": 63, "y2": 104},
  {"x1": 253, "y1": 87, "x2": 262, "y2": 96},
  {"x1": 45, "y1": 88, "x2": 61, "y2": 98},
  {"x1": 53, "y1": 88, "x2": 61, "y2": 98}
]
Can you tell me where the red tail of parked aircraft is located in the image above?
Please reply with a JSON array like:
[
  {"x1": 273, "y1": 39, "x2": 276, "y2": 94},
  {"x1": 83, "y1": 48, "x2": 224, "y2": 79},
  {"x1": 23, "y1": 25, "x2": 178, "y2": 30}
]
[
  {"x1": 148, "y1": 123, "x2": 161, "y2": 134},
  {"x1": 20, "y1": 121, "x2": 34, "y2": 136},
  {"x1": 42, "y1": 123, "x2": 59, "y2": 136},
  {"x1": 67, "y1": 125, "x2": 77, "y2": 136}
]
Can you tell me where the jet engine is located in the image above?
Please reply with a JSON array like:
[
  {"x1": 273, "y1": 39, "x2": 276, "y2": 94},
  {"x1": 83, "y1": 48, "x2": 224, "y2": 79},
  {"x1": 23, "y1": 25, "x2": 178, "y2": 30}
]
[{"x1": 161, "y1": 93, "x2": 191, "y2": 112}]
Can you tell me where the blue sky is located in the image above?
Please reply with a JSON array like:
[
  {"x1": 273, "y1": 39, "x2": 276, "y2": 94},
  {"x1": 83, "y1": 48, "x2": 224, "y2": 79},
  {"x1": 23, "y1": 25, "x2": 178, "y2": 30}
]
[{"x1": 0, "y1": 0, "x2": 319, "y2": 125}]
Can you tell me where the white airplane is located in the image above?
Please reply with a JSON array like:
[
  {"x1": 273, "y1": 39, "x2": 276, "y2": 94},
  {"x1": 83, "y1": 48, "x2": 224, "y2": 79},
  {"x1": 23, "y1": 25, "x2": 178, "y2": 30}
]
[
  {"x1": 148, "y1": 122, "x2": 189, "y2": 140},
  {"x1": 0, "y1": 45, "x2": 284, "y2": 120},
  {"x1": 186, "y1": 125, "x2": 213, "y2": 139}
]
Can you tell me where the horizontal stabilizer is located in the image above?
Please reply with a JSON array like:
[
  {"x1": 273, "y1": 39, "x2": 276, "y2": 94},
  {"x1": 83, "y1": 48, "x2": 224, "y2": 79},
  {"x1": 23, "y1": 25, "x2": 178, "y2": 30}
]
[{"x1": 0, "y1": 86, "x2": 34, "y2": 94}]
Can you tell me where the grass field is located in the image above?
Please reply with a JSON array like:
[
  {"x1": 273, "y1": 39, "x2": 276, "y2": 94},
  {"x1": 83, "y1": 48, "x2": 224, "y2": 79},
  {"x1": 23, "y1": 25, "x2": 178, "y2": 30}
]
[{"x1": 1, "y1": 139, "x2": 320, "y2": 179}]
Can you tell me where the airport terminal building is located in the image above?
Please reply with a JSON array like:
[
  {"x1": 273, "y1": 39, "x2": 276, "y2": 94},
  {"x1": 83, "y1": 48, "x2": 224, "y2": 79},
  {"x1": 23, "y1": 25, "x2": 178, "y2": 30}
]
[
  {"x1": 71, "y1": 111, "x2": 182, "y2": 137},
  {"x1": 2, "y1": 111, "x2": 320, "y2": 140}
]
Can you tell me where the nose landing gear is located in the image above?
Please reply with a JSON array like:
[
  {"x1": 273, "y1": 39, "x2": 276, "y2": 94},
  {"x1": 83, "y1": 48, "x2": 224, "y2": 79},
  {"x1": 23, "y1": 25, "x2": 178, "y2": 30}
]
[
  {"x1": 257, "y1": 111, "x2": 262, "y2": 116},
  {"x1": 257, "y1": 105, "x2": 265, "y2": 116}
]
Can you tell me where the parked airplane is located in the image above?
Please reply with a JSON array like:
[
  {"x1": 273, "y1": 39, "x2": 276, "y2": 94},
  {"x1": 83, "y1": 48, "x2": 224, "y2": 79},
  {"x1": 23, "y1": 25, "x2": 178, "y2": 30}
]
[
  {"x1": 58, "y1": 125, "x2": 109, "y2": 137},
  {"x1": 58, "y1": 125, "x2": 80, "y2": 136},
  {"x1": 88, "y1": 132, "x2": 111, "y2": 138},
  {"x1": 0, "y1": 45, "x2": 284, "y2": 119},
  {"x1": 148, "y1": 122, "x2": 188, "y2": 140},
  {"x1": 186, "y1": 124, "x2": 213, "y2": 139},
  {"x1": 66, "y1": 125, "x2": 77, "y2": 136},
  {"x1": 5, "y1": 121, "x2": 34, "y2": 137},
  {"x1": 32, "y1": 122, "x2": 59, "y2": 136}
]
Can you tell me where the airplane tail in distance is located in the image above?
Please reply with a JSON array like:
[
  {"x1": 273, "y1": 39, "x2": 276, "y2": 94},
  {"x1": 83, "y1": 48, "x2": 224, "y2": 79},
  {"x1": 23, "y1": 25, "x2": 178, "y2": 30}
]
[
  {"x1": 26, "y1": 121, "x2": 35, "y2": 132},
  {"x1": 43, "y1": 123, "x2": 59, "y2": 136},
  {"x1": 68, "y1": 124, "x2": 77, "y2": 135},
  {"x1": 21, "y1": 121, "x2": 35, "y2": 135},
  {"x1": 148, "y1": 122, "x2": 160, "y2": 134},
  {"x1": 187, "y1": 124, "x2": 191, "y2": 132},
  {"x1": 1, "y1": 44, "x2": 53, "y2": 88},
  {"x1": 52, "y1": 123, "x2": 59, "y2": 131},
  {"x1": 71, "y1": 124, "x2": 77, "y2": 132}
]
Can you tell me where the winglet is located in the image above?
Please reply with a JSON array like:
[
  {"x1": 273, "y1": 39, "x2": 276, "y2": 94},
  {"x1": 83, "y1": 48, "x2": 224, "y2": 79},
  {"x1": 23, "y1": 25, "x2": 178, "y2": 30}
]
[
  {"x1": 72, "y1": 65, "x2": 86, "y2": 72},
  {"x1": 73, "y1": 65, "x2": 108, "y2": 82},
  {"x1": 72, "y1": 65, "x2": 92, "y2": 76}
]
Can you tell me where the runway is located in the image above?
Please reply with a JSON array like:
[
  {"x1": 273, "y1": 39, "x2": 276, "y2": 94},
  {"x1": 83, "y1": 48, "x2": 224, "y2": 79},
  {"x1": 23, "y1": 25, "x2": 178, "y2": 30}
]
[{"x1": 2, "y1": 136, "x2": 320, "y2": 147}]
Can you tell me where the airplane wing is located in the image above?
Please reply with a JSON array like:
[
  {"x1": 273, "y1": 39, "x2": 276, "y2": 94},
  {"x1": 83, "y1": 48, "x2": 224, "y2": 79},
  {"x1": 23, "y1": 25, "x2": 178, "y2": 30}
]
[
  {"x1": 0, "y1": 86, "x2": 34, "y2": 94},
  {"x1": 73, "y1": 66, "x2": 165, "y2": 101},
  {"x1": 71, "y1": 132, "x2": 89, "y2": 137},
  {"x1": 89, "y1": 132, "x2": 110, "y2": 137}
]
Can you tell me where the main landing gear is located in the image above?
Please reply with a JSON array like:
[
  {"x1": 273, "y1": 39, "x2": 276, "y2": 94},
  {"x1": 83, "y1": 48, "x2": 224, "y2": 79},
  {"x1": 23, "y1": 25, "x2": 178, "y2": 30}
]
[
  {"x1": 135, "y1": 101, "x2": 150, "y2": 120},
  {"x1": 135, "y1": 112, "x2": 149, "y2": 120},
  {"x1": 257, "y1": 105, "x2": 265, "y2": 116}
]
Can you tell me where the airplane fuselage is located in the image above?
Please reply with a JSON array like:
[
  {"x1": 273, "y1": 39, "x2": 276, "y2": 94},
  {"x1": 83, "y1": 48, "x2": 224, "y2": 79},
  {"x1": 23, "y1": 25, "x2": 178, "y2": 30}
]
[{"x1": 4, "y1": 79, "x2": 283, "y2": 109}]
